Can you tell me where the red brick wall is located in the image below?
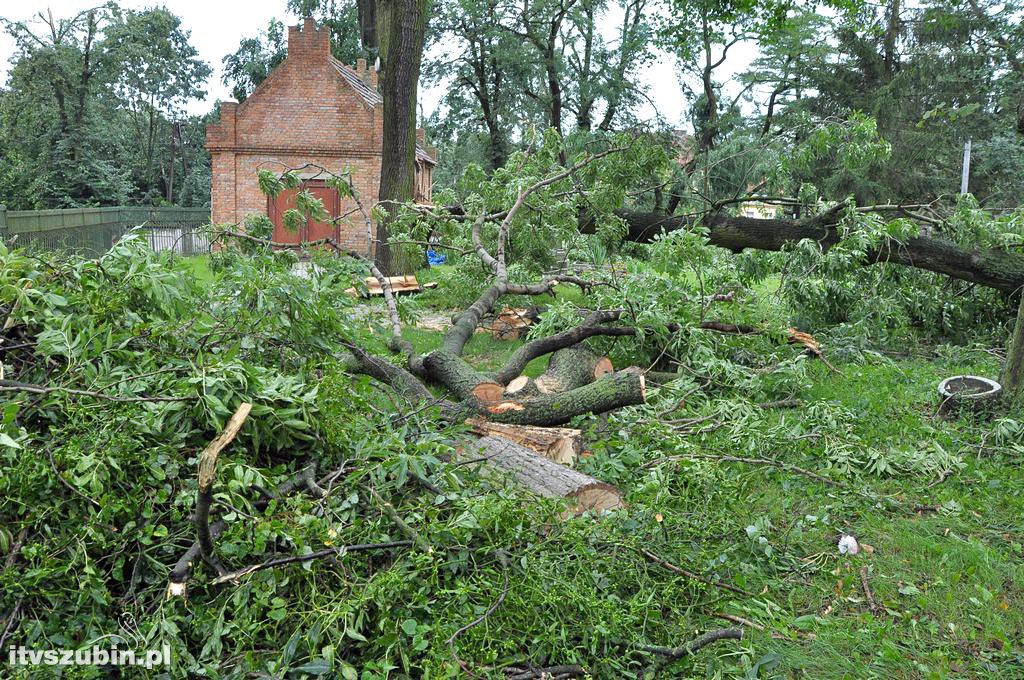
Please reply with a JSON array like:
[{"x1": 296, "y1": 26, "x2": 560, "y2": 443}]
[{"x1": 207, "y1": 18, "x2": 389, "y2": 255}]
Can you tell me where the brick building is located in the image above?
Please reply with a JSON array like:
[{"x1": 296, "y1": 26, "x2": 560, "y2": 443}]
[{"x1": 206, "y1": 18, "x2": 436, "y2": 255}]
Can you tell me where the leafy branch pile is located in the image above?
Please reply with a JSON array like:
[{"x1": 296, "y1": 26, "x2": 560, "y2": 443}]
[
  {"x1": 0, "y1": 179, "x2": 811, "y2": 678},
  {"x1": 2, "y1": 129, "x2": 1024, "y2": 677}
]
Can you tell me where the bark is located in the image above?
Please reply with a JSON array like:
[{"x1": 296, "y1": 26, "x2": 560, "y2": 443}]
[
  {"x1": 1001, "y1": 294, "x2": 1024, "y2": 399},
  {"x1": 610, "y1": 209, "x2": 1024, "y2": 294},
  {"x1": 466, "y1": 418, "x2": 583, "y2": 465},
  {"x1": 375, "y1": 0, "x2": 428, "y2": 274},
  {"x1": 698, "y1": 15, "x2": 718, "y2": 153},
  {"x1": 422, "y1": 350, "x2": 503, "y2": 402},
  {"x1": 761, "y1": 79, "x2": 790, "y2": 137},
  {"x1": 480, "y1": 371, "x2": 646, "y2": 427},
  {"x1": 463, "y1": 436, "x2": 623, "y2": 514},
  {"x1": 340, "y1": 345, "x2": 433, "y2": 400},
  {"x1": 527, "y1": 345, "x2": 612, "y2": 395}
]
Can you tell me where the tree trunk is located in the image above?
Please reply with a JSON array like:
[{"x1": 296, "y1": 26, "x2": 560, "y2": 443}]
[
  {"x1": 480, "y1": 372, "x2": 646, "y2": 426},
  {"x1": 506, "y1": 345, "x2": 613, "y2": 397},
  {"x1": 462, "y1": 436, "x2": 623, "y2": 514},
  {"x1": 375, "y1": 0, "x2": 428, "y2": 274},
  {"x1": 423, "y1": 350, "x2": 503, "y2": 402},
  {"x1": 1001, "y1": 294, "x2": 1024, "y2": 400},
  {"x1": 883, "y1": 0, "x2": 900, "y2": 76},
  {"x1": 535, "y1": 345, "x2": 613, "y2": 393},
  {"x1": 466, "y1": 419, "x2": 583, "y2": 465},
  {"x1": 357, "y1": 0, "x2": 378, "y2": 49},
  {"x1": 608, "y1": 209, "x2": 1024, "y2": 294}
]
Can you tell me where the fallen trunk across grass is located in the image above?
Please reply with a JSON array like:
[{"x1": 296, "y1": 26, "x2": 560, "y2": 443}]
[{"x1": 608, "y1": 208, "x2": 1024, "y2": 294}]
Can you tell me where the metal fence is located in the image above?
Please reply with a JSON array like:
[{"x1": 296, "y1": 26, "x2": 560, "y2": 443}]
[{"x1": 0, "y1": 205, "x2": 212, "y2": 257}]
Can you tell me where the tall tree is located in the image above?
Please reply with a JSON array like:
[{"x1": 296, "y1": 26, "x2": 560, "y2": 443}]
[
  {"x1": 222, "y1": 3, "x2": 367, "y2": 103},
  {"x1": 374, "y1": 0, "x2": 430, "y2": 273},
  {"x1": 772, "y1": 0, "x2": 1024, "y2": 206},
  {"x1": 221, "y1": 19, "x2": 288, "y2": 102},
  {"x1": 103, "y1": 6, "x2": 211, "y2": 203},
  {"x1": 564, "y1": 0, "x2": 654, "y2": 132},
  {"x1": 424, "y1": 0, "x2": 529, "y2": 171},
  {"x1": 1, "y1": 6, "x2": 131, "y2": 207}
]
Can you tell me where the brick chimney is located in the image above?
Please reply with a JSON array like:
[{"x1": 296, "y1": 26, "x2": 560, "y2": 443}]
[
  {"x1": 287, "y1": 18, "x2": 330, "y2": 59},
  {"x1": 416, "y1": 128, "x2": 426, "y2": 146},
  {"x1": 369, "y1": 65, "x2": 378, "y2": 89},
  {"x1": 356, "y1": 58, "x2": 373, "y2": 87}
]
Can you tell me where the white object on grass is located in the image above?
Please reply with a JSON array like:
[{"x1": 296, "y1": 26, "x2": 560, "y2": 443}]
[{"x1": 838, "y1": 534, "x2": 859, "y2": 555}]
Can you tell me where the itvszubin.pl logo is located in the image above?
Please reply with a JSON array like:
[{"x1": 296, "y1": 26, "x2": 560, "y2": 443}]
[
  {"x1": 7, "y1": 643, "x2": 171, "y2": 669},
  {"x1": 6, "y1": 616, "x2": 171, "y2": 670}
]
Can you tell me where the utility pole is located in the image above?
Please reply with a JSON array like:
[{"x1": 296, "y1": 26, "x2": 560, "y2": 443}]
[{"x1": 960, "y1": 138, "x2": 972, "y2": 194}]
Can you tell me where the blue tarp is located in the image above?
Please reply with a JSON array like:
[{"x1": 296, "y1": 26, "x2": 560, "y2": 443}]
[{"x1": 426, "y1": 249, "x2": 446, "y2": 266}]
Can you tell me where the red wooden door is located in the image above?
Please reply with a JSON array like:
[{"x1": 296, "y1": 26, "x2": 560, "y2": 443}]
[{"x1": 267, "y1": 180, "x2": 340, "y2": 246}]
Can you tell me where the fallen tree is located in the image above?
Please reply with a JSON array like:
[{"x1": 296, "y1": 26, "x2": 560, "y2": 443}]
[{"x1": 609, "y1": 208, "x2": 1024, "y2": 294}]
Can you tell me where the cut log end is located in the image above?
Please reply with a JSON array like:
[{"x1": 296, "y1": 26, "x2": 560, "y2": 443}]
[
  {"x1": 488, "y1": 401, "x2": 526, "y2": 413},
  {"x1": 471, "y1": 382, "x2": 504, "y2": 403},
  {"x1": 593, "y1": 357, "x2": 614, "y2": 379},
  {"x1": 570, "y1": 483, "x2": 626, "y2": 514},
  {"x1": 505, "y1": 375, "x2": 532, "y2": 394},
  {"x1": 466, "y1": 419, "x2": 583, "y2": 466}
]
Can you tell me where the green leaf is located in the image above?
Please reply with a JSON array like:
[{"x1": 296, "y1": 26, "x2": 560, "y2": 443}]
[
  {"x1": 0, "y1": 432, "x2": 23, "y2": 449},
  {"x1": 294, "y1": 659, "x2": 333, "y2": 675},
  {"x1": 401, "y1": 618, "x2": 418, "y2": 636}
]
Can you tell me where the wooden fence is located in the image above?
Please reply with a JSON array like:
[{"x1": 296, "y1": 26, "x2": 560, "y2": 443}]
[{"x1": 0, "y1": 205, "x2": 212, "y2": 256}]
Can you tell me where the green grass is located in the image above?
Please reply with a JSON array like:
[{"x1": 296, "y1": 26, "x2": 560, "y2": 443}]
[
  {"x1": 180, "y1": 253, "x2": 215, "y2": 284},
  {"x1": 660, "y1": 354, "x2": 1024, "y2": 678},
  {"x1": 399, "y1": 326, "x2": 550, "y2": 376},
  {"x1": 407, "y1": 323, "x2": 1023, "y2": 676}
]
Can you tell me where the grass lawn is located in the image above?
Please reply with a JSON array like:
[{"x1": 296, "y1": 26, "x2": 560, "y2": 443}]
[
  {"x1": 396, "y1": 307, "x2": 1023, "y2": 676},
  {"x1": 715, "y1": 355, "x2": 1024, "y2": 678}
]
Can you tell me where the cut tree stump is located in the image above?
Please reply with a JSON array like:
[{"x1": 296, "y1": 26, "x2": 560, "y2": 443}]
[
  {"x1": 463, "y1": 436, "x2": 624, "y2": 514},
  {"x1": 466, "y1": 418, "x2": 583, "y2": 465},
  {"x1": 504, "y1": 374, "x2": 540, "y2": 398},
  {"x1": 535, "y1": 345, "x2": 613, "y2": 393}
]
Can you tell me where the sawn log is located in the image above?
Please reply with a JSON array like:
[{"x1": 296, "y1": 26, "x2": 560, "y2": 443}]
[{"x1": 463, "y1": 436, "x2": 624, "y2": 514}]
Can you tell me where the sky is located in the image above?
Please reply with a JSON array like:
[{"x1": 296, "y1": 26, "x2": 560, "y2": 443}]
[{"x1": 0, "y1": 1, "x2": 759, "y2": 130}]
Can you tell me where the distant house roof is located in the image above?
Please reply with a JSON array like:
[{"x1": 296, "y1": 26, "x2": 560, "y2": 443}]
[
  {"x1": 331, "y1": 58, "x2": 382, "y2": 107},
  {"x1": 329, "y1": 58, "x2": 436, "y2": 165}
]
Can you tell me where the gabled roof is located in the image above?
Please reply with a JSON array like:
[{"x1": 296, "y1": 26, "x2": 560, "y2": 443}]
[
  {"x1": 331, "y1": 58, "x2": 382, "y2": 107},
  {"x1": 415, "y1": 146, "x2": 436, "y2": 165},
  {"x1": 329, "y1": 57, "x2": 435, "y2": 165}
]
